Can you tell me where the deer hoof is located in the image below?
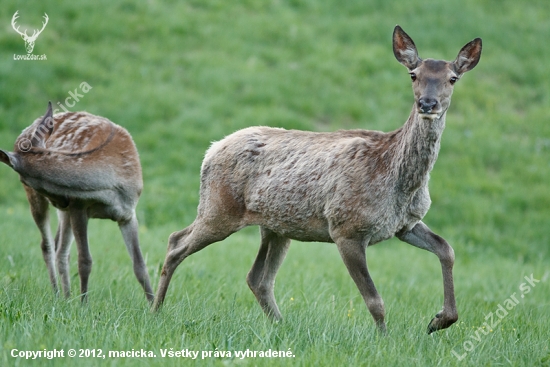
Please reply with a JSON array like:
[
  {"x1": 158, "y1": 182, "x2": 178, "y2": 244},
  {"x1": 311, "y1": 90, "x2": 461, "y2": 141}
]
[{"x1": 427, "y1": 311, "x2": 458, "y2": 334}]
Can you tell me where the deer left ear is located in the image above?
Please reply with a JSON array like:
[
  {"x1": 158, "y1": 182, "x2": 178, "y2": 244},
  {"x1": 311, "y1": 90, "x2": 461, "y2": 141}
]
[
  {"x1": 454, "y1": 38, "x2": 482, "y2": 75},
  {"x1": 31, "y1": 101, "x2": 54, "y2": 148}
]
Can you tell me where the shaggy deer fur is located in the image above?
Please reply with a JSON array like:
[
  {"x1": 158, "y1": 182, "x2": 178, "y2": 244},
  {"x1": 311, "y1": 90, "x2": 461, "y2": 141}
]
[
  {"x1": 0, "y1": 103, "x2": 153, "y2": 302},
  {"x1": 153, "y1": 26, "x2": 482, "y2": 333}
]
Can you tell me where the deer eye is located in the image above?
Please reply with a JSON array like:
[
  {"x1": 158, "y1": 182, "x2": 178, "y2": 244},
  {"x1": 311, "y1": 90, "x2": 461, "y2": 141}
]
[
  {"x1": 410, "y1": 73, "x2": 417, "y2": 82},
  {"x1": 449, "y1": 76, "x2": 458, "y2": 85}
]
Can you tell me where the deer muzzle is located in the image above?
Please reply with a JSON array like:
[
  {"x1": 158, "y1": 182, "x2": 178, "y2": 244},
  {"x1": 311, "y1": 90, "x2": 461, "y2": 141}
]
[{"x1": 417, "y1": 97, "x2": 441, "y2": 119}]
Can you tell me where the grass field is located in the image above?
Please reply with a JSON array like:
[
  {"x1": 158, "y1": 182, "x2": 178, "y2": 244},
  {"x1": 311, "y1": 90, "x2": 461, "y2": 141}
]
[{"x1": 1, "y1": 0, "x2": 549, "y2": 366}]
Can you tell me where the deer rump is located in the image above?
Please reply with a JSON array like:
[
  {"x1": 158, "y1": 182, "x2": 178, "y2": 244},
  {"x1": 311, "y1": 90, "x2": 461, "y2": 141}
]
[{"x1": 199, "y1": 126, "x2": 428, "y2": 244}]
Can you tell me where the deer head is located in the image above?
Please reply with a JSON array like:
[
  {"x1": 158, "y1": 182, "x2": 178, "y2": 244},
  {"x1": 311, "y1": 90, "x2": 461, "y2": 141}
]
[
  {"x1": 393, "y1": 25, "x2": 482, "y2": 121},
  {"x1": 11, "y1": 11, "x2": 49, "y2": 54},
  {"x1": 0, "y1": 102, "x2": 53, "y2": 173}
]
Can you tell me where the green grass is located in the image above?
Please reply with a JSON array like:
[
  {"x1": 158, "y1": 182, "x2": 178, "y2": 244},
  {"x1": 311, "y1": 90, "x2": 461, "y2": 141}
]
[{"x1": 1, "y1": 0, "x2": 549, "y2": 366}]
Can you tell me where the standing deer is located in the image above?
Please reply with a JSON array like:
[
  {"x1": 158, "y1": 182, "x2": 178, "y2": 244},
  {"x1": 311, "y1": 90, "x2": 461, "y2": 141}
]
[
  {"x1": 153, "y1": 26, "x2": 482, "y2": 334},
  {"x1": 0, "y1": 103, "x2": 154, "y2": 302},
  {"x1": 11, "y1": 11, "x2": 49, "y2": 54}
]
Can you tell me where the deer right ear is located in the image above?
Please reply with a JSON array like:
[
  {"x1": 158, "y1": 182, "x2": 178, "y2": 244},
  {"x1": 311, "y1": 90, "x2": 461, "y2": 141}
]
[
  {"x1": 0, "y1": 149, "x2": 18, "y2": 170},
  {"x1": 393, "y1": 25, "x2": 421, "y2": 70}
]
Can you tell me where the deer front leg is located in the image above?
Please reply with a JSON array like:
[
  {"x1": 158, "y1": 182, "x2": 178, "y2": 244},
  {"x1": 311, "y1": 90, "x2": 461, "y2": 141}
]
[
  {"x1": 335, "y1": 236, "x2": 386, "y2": 333},
  {"x1": 397, "y1": 221, "x2": 458, "y2": 333},
  {"x1": 23, "y1": 185, "x2": 58, "y2": 295},
  {"x1": 69, "y1": 207, "x2": 92, "y2": 302}
]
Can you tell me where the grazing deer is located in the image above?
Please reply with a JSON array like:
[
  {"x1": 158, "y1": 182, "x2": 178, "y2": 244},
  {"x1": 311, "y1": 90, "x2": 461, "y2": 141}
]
[
  {"x1": 153, "y1": 26, "x2": 482, "y2": 334},
  {"x1": 0, "y1": 103, "x2": 154, "y2": 302},
  {"x1": 11, "y1": 11, "x2": 49, "y2": 54}
]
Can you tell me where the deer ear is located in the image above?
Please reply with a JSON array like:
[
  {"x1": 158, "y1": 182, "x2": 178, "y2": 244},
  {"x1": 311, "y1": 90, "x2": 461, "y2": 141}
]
[
  {"x1": 454, "y1": 38, "x2": 482, "y2": 75},
  {"x1": 31, "y1": 101, "x2": 54, "y2": 148},
  {"x1": 393, "y1": 25, "x2": 421, "y2": 70},
  {"x1": 0, "y1": 149, "x2": 18, "y2": 170}
]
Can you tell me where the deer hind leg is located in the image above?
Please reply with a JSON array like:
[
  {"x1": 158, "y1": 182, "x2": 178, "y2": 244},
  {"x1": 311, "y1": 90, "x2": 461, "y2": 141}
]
[
  {"x1": 69, "y1": 207, "x2": 92, "y2": 302},
  {"x1": 397, "y1": 221, "x2": 458, "y2": 334},
  {"x1": 152, "y1": 217, "x2": 238, "y2": 311},
  {"x1": 23, "y1": 185, "x2": 58, "y2": 295},
  {"x1": 246, "y1": 227, "x2": 290, "y2": 320},
  {"x1": 55, "y1": 210, "x2": 73, "y2": 298},
  {"x1": 118, "y1": 213, "x2": 154, "y2": 302},
  {"x1": 335, "y1": 236, "x2": 386, "y2": 333}
]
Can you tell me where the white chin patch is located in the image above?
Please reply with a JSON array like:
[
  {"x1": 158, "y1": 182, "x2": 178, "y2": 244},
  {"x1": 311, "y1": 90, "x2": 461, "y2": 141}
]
[{"x1": 419, "y1": 113, "x2": 440, "y2": 120}]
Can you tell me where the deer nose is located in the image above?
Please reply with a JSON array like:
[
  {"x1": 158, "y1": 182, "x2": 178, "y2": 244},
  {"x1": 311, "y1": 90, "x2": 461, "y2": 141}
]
[{"x1": 418, "y1": 98, "x2": 438, "y2": 113}]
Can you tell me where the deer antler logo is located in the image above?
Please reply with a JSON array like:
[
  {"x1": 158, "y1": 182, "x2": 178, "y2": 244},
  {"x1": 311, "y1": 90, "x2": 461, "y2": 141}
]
[{"x1": 11, "y1": 11, "x2": 49, "y2": 54}]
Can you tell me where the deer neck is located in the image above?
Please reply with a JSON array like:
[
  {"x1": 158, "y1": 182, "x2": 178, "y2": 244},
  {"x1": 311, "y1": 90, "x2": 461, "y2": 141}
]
[{"x1": 394, "y1": 105, "x2": 446, "y2": 194}]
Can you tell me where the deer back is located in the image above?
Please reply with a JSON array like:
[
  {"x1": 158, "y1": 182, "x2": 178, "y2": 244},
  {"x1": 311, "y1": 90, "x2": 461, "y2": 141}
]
[{"x1": 200, "y1": 126, "x2": 405, "y2": 242}]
